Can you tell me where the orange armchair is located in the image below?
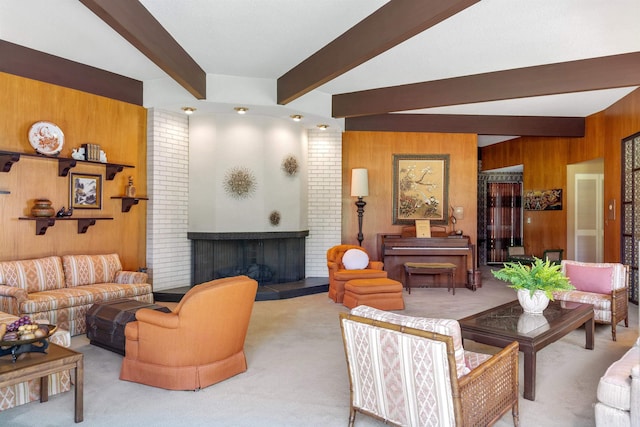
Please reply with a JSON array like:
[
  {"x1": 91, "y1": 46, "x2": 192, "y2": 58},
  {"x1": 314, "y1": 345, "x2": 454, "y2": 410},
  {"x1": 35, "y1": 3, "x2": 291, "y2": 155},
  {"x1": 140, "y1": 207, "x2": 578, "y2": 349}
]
[
  {"x1": 327, "y1": 245, "x2": 387, "y2": 303},
  {"x1": 119, "y1": 275, "x2": 258, "y2": 390}
]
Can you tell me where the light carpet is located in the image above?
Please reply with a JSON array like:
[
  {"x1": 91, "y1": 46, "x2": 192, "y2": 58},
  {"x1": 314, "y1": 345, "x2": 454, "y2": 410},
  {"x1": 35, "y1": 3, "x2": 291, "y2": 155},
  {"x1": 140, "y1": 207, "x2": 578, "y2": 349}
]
[{"x1": 0, "y1": 266, "x2": 637, "y2": 427}]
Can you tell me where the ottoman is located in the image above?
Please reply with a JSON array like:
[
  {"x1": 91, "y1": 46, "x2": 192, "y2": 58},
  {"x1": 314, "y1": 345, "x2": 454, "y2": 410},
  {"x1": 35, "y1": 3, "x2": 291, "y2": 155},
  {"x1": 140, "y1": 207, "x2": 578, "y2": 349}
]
[
  {"x1": 86, "y1": 299, "x2": 171, "y2": 355},
  {"x1": 343, "y1": 278, "x2": 404, "y2": 310}
]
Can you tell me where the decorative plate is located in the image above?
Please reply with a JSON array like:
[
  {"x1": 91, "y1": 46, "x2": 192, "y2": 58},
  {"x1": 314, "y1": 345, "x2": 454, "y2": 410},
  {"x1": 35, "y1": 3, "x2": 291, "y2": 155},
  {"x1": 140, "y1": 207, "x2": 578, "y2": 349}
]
[
  {"x1": 28, "y1": 121, "x2": 64, "y2": 156},
  {"x1": 0, "y1": 324, "x2": 57, "y2": 347}
]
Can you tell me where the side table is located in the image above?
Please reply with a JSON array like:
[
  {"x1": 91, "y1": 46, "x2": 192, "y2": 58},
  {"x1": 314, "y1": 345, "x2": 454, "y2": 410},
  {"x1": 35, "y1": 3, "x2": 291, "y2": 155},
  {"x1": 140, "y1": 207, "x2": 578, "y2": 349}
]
[{"x1": 0, "y1": 343, "x2": 83, "y2": 422}]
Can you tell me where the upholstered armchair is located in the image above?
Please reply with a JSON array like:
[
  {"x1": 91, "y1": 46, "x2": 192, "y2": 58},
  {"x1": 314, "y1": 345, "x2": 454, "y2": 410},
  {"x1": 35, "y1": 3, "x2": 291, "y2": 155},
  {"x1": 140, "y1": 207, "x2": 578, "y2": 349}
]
[
  {"x1": 553, "y1": 260, "x2": 629, "y2": 340},
  {"x1": 326, "y1": 245, "x2": 387, "y2": 303},
  {"x1": 340, "y1": 306, "x2": 520, "y2": 427},
  {"x1": 119, "y1": 275, "x2": 258, "y2": 390}
]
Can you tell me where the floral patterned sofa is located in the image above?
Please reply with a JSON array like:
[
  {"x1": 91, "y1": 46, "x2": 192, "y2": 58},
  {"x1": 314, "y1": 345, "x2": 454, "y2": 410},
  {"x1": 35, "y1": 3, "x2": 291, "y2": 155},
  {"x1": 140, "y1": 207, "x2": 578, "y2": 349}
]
[
  {"x1": 0, "y1": 311, "x2": 71, "y2": 412},
  {"x1": 0, "y1": 254, "x2": 152, "y2": 336}
]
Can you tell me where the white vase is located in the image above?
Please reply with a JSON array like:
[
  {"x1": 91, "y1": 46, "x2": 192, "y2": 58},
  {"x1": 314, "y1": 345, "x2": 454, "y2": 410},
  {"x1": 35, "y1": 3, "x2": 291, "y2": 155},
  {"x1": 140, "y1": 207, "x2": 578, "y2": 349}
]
[
  {"x1": 517, "y1": 289, "x2": 550, "y2": 314},
  {"x1": 517, "y1": 313, "x2": 550, "y2": 333}
]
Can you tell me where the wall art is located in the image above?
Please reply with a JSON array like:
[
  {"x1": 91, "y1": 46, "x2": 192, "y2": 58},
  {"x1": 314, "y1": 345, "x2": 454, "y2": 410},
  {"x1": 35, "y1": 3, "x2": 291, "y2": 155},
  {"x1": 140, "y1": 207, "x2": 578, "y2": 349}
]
[
  {"x1": 281, "y1": 155, "x2": 299, "y2": 176},
  {"x1": 70, "y1": 172, "x2": 102, "y2": 209},
  {"x1": 523, "y1": 189, "x2": 562, "y2": 210},
  {"x1": 224, "y1": 166, "x2": 256, "y2": 199},
  {"x1": 393, "y1": 154, "x2": 449, "y2": 225}
]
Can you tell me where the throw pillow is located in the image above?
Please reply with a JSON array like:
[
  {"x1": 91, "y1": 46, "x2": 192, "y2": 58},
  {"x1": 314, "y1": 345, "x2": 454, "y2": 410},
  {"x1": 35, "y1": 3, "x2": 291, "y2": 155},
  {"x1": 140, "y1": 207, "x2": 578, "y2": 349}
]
[
  {"x1": 342, "y1": 249, "x2": 369, "y2": 270},
  {"x1": 564, "y1": 263, "x2": 613, "y2": 294}
]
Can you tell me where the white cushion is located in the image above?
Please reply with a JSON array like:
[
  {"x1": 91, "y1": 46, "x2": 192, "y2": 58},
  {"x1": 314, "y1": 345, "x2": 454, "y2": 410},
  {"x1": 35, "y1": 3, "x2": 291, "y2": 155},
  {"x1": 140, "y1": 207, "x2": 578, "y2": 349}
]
[
  {"x1": 342, "y1": 249, "x2": 369, "y2": 270},
  {"x1": 597, "y1": 345, "x2": 639, "y2": 411}
]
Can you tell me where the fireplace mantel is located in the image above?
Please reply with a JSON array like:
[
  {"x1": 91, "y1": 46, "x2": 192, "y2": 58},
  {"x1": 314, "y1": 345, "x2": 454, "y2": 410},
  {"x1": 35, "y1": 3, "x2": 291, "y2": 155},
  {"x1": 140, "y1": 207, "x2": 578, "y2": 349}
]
[{"x1": 188, "y1": 230, "x2": 309, "y2": 286}]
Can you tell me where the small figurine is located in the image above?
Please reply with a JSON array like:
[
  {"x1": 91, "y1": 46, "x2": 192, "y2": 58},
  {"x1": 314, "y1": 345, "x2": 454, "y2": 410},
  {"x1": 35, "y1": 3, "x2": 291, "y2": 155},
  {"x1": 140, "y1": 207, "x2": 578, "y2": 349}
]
[
  {"x1": 71, "y1": 147, "x2": 85, "y2": 160},
  {"x1": 56, "y1": 207, "x2": 73, "y2": 217},
  {"x1": 126, "y1": 176, "x2": 136, "y2": 198},
  {"x1": 99, "y1": 150, "x2": 108, "y2": 163}
]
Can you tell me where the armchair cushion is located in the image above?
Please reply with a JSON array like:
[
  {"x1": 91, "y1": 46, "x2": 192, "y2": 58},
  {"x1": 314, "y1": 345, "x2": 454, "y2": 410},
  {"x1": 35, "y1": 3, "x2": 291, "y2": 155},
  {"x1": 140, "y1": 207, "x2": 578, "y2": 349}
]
[
  {"x1": 342, "y1": 249, "x2": 369, "y2": 270},
  {"x1": 351, "y1": 305, "x2": 469, "y2": 376},
  {"x1": 565, "y1": 263, "x2": 613, "y2": 294}
]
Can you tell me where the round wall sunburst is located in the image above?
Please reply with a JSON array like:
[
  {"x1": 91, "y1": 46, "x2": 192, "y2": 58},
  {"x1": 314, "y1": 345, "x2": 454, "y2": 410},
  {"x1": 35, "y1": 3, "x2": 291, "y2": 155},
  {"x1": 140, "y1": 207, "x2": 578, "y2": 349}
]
[
  {"x1": 224, "y1": 166, "x2": 256, "y2": 199},
  {"x1": 281, "y1": 155, "x2": 299, "y2": 176}
]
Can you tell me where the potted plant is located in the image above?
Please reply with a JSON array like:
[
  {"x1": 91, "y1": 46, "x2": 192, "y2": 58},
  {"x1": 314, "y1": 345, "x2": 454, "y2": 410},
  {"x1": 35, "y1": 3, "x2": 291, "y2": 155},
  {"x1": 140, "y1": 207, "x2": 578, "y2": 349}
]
[{"x1": 492, "y1": 257, "x2": 575, "y2": 314}]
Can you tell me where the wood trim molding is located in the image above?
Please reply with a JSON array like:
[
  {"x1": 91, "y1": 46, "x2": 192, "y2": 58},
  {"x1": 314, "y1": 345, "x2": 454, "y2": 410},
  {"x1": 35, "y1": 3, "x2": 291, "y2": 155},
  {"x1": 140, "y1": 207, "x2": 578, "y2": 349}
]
[
  {"x1": 345, "y1": 114, "x2": 585, "y2": 137},
  {"x1": 333, "y1": 52, "x2": 640, "y2": 118},
  {"x1": 0, "y1": 40, "x2": 143, "y2": 105},
  {"x1": 80, "y1": 0, "x2": 206, "y2": 99},
  {"x1": 277, "y1": 0, "x2": 479, "y2": 105}
]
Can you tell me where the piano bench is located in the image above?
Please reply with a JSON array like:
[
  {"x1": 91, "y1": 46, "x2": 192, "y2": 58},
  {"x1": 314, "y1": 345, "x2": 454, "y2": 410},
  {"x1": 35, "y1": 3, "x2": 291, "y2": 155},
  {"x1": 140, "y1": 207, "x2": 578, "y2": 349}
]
[
  {"x1": 343, "y1": 278, "x2": 404, "y2": 311},
  {"x1": 403, "y1": 262, "x2": 457, "y2": 295}
]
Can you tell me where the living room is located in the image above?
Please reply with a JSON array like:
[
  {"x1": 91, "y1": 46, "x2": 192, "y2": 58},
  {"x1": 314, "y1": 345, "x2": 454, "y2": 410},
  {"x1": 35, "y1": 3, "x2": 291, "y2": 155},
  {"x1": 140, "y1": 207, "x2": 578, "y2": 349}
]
[{"x1": 0, "y1": 1, "x2": 639, "y2": 425}]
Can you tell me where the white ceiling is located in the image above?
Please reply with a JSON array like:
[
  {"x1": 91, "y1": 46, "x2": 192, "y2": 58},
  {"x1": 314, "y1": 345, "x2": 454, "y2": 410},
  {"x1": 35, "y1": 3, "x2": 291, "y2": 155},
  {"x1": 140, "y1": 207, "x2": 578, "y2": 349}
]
[{"x1": 1, "y1": 0, "x2": 639, "y2": 145}]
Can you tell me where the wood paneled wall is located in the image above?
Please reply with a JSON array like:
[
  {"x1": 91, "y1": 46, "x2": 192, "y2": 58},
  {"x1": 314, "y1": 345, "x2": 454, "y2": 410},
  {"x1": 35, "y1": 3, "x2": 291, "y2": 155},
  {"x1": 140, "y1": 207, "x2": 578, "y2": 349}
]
[
  {"x1": 342, "y1": 131, "x2": 478, "y2": 261},
  {"x1": 0, "y1": 72, "x2": 147, "y2": 271},
  {"x1": 479, "y1": 87, "x2": 640, "y2": 262}
]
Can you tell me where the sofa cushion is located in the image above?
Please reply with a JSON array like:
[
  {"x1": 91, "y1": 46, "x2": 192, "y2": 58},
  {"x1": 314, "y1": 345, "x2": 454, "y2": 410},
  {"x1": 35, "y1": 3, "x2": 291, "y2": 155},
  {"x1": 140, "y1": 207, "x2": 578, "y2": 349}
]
[
  {"x1": 62, "y1": 254, "x2": 122, "y2": 287},
  {"x1": 0, "y1": 256, "x2": 65, "y2": 293},
  {"x1": 564, "y1": 263, "x2": 613, "y2": 294},
  {"x1": 342, "y1": 249, "x2": 369, "y2": 270},
  {"x1": 351, "y1": 305, "x2": 470, "y2": 377},
  {"x1": 597, "y1": 344, "x2": 639, "y2": 411}
]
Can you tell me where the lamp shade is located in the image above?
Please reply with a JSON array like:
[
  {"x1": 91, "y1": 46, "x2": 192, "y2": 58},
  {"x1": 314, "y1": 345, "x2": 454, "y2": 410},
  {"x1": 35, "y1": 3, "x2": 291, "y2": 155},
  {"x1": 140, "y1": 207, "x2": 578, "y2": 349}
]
[{"x1": 351, "y1": 168, "x2": 369, "y2": 197}]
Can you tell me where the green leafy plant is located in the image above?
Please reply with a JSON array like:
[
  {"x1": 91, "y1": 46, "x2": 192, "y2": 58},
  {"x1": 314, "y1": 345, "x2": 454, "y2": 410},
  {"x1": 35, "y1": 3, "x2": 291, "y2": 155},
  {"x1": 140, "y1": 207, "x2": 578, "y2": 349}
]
[{"x1": 492, "y1": 257, "x2": 575, "y2": 300}]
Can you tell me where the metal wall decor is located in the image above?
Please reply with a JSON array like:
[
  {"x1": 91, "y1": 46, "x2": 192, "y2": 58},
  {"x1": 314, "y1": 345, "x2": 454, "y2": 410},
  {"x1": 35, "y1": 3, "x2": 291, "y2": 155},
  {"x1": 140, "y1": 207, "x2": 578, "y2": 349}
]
[
  {"x1": 269, "y1": 210, "x2": 281, "y2": 226},
  {"x1": 224, "y1": 166, "x2": 256, "y2": 199},
  {"x1": 281, "y1": 155, "x2": 299, "y2": 176}
]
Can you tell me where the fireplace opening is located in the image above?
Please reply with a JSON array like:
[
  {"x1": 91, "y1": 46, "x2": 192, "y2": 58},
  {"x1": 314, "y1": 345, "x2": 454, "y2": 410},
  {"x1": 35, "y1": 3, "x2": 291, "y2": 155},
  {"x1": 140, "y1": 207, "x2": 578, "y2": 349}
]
[{"x1": 216, "y1": 263, "x2": 274, "y2": 285}]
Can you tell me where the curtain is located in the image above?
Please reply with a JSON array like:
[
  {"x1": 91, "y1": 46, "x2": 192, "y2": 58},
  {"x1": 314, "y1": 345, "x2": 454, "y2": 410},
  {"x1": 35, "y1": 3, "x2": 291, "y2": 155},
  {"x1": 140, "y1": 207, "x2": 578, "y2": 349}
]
[{"x1": 487, "y1": 182, "x2": 523, "y2": 263}]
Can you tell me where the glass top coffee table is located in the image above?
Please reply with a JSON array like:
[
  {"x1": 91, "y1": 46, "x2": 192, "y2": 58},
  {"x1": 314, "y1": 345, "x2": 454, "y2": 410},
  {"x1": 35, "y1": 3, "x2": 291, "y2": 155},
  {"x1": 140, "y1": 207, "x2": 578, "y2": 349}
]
[{"x1": 458, "y1": 299, "x2": 594, "y2": 401}]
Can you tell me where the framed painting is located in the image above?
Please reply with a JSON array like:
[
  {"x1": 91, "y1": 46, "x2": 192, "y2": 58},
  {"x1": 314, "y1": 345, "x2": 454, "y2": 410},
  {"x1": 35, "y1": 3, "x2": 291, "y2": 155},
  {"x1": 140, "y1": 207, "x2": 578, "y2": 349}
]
[
  {"x1": 70, "y1": 172, "x2": 102, "y2": 209},
  {"x1": 393, "y1": 154, "x2": 449, "y2": 225},
  {"x1": 523, "y1": 189, "x2": 562, "y2": 210}
]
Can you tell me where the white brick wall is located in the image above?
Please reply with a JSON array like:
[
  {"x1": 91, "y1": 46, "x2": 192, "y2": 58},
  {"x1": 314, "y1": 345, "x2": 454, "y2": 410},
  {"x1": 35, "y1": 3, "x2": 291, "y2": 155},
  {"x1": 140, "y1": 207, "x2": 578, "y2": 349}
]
[
  {"x1": 306, "y1": 129, "x2": 342, "y2": 276},
  {"x1": 146, "y1": 109, "x2": 191, "y2": 290}
]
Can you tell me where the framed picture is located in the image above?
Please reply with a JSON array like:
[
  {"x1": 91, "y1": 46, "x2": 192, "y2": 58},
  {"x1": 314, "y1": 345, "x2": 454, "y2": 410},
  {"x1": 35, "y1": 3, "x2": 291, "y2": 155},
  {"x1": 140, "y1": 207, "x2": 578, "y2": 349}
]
[
  {"x1": 70, "y1": 173, "x2": 102, "y2": 209},
  {"x1": 393, "y1": 154, "x2": 449, "y2": 225},
  {"x1": 524, "y1": 189, "x2": 562, "y2": 211}
]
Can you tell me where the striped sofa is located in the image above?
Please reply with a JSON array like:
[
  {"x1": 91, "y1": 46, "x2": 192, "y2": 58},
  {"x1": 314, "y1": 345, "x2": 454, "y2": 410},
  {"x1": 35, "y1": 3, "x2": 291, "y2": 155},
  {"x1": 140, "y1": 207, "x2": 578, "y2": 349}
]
[
  {"x1": 0, "y1": 311, "x2": 71, "y2": 412},
  {"x1": 0, "y1": 254, "x2": 152, "y2": 336}
]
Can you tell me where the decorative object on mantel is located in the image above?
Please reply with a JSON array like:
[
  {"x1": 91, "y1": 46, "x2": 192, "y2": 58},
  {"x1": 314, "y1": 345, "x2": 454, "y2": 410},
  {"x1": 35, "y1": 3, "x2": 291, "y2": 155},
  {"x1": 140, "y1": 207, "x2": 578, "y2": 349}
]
[
  {"x1": 224, "y1": 166, "x2": 256, "y2": 199},
  {"x1": 30, "y1": 199, "x2": 55, "y2": 217},
  {"x1": 71, "y1": 147, "x2": 85, "y2": 160},
  {"x1": 28, "y1": 121, "x2": 64, "y2": 156},
  {"x1": 269, "y1": 210, "x2": 281, "y2": 226},
  {"x1": 56, "y1": 206, "x2": 73, "y2": 217},
  {"x1": 492, "y1": 257, "x2": 575, "y2": 314},
  {"x1": 81, "y1": 143, "x2": 104, "y2": 162},
  {"x1": 281, "y1": 155, "x2": 299, "y2": 176},
  {"x1": 125, "y1": 176, "x2": 136, "y2": 198}
]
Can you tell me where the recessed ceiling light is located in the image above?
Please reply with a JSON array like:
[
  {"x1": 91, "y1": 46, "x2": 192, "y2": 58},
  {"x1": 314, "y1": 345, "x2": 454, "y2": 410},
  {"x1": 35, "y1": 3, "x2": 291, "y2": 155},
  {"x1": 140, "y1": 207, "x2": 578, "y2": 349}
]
[
  {"x1": 234, "y1": 107, "x2": 249, "y2": 114},
  {"x1": 182, "y1": 107, "x2": 196, "y2": 115},
  {"x1": 290, "y1": 114, "x2": 303, "y2": 121},
  {"x1": 317, "y1": 124, "x2": 329, "y2": 130}
]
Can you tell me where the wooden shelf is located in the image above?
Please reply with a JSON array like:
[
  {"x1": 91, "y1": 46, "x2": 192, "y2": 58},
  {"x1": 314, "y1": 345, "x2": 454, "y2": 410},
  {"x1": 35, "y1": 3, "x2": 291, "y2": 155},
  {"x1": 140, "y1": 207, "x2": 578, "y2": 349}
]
[
  {"x1": 111, "y1": 196, "x2": 149, "y2": 212},
  {"x1": 19, "y1": 216, "x2": 113, "y2": 235},
  {"x1": 0, "y1": 150, "x2": 134, "y2": 180}
]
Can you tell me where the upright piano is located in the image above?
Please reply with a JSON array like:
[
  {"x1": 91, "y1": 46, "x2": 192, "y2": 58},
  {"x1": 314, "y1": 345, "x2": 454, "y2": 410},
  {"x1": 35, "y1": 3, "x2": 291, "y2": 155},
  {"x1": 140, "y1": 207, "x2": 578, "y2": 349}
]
[{"x1": 378, "y1": 234, "x2": 475, "y2": 289}]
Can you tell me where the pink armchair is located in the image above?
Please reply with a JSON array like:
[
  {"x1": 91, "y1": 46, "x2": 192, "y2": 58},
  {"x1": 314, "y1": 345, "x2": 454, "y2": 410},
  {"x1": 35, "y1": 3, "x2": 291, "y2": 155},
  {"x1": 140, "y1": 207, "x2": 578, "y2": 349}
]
[
  {"x1": 553, "y1": 260, "x2": 629, "y2": 340},
  {"x1": 326, "y1": 245, "x2": 387, "y2": 303}
]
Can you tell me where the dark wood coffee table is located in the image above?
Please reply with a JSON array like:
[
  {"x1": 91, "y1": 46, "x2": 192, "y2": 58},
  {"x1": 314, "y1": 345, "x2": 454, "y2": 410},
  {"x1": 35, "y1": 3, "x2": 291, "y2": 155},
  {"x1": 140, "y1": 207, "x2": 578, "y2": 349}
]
[
  {"x1": 458, "y1": 299, "x2": 594, "y2": 401},
  {"x1": 0, "y1": 343, "x2": 83, "y2": 422}
]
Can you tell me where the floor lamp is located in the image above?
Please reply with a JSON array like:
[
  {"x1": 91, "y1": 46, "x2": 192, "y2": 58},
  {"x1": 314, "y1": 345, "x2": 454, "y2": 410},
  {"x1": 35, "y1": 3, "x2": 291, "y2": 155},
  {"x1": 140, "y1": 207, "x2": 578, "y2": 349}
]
[{"x1": 351, "y1": 168, "x2": 369, "y2": 246}]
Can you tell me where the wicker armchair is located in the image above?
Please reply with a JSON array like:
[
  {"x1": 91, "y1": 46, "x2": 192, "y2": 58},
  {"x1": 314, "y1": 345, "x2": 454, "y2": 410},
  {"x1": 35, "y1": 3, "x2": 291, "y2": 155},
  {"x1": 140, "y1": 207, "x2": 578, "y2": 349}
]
[
  {"x1": 553, "y1": 260, "x2": 629, "y2": 341},
  {"x1": 340, "y1": 306, "x2": 519, "y2": 427}
]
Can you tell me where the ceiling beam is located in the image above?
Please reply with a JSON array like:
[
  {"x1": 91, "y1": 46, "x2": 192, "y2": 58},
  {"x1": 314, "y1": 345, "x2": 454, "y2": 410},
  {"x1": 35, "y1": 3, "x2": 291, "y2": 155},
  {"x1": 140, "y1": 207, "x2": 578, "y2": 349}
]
[
  {"x1": 333, "y1": 52, "x2": 640, "y2": 118},
  {"x1": 0, "y1": 40, "x2": 142, "y2": 105},
  {"x1": 277, "y1": 0, "x2": 479, "y2": 105},
  {"x1": 80, "y1": 0, "x2": 206, "y2": 99},
  {"x1": 345, "y1": 113, "x2": 585, "y2": 137}
]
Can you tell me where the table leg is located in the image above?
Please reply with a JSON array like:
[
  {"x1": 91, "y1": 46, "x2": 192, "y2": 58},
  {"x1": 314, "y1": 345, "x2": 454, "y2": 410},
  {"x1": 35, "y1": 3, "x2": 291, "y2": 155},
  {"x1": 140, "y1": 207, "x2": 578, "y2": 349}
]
[
  {"x1": 40, "y1": 375, "x2": 49, "y2": 402},
  {"x1": 75, "y1": 358, "x2": 84, "y2": 423},
  {"x1": 523, "y1": 349, "x2": 536, "y2": 401},
  {"x1": 585, "y1": 316, "x2": 595, "y2": 350}
]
